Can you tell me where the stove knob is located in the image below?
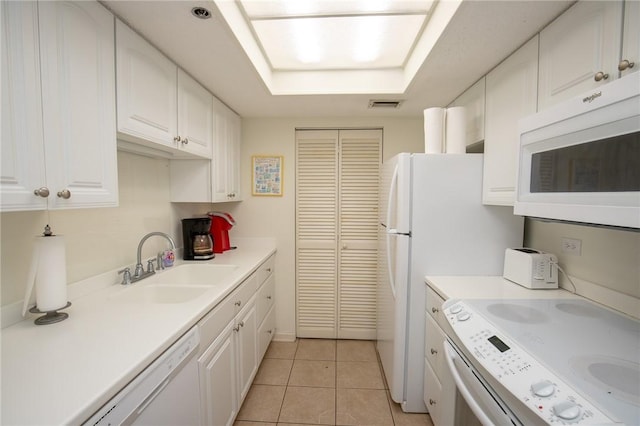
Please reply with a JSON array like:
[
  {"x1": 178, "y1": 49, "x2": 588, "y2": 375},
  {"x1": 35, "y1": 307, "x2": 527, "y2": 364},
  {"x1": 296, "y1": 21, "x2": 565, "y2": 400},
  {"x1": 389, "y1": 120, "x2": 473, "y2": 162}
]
[
  {"x1": 531, "y1": 380, "x2": 555, "y2": 397},
  {"x1": 456, "y1": 311, "x2": 471, "y2": 321},
  {"x1": 552, "y1": 400, "x2": 582, "y2": 421},
  {"x1": 450, "y1": 304, "x2": 462, "y2": 314}
]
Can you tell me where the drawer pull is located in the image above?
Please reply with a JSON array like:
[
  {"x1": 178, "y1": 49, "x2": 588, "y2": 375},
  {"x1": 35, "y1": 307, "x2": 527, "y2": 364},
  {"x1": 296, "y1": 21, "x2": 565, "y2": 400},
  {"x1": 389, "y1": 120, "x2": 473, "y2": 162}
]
[
  {"x1": 431, "y1": 307, "x2": 439, "y2": 314},
  {"x1": 430, "y1": 348, "x2": 438, "y2": 355},
  {"x1": 429, "y1": 399, "x2": 436, "y2": 406}
]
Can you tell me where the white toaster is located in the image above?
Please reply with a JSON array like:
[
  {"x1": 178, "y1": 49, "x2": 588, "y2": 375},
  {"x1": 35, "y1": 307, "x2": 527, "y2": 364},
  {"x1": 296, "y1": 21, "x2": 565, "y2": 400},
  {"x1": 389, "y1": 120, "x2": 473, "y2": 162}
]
[{"x1": 503, "y1": 248, "x2": 558, "y2": 289}]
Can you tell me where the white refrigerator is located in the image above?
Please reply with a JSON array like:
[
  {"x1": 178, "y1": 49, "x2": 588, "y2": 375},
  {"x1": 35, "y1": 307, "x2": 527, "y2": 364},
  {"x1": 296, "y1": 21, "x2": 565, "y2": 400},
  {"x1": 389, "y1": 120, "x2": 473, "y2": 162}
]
[{"x1": 377, "y1": 153, "x2": 523, "y2": 412}]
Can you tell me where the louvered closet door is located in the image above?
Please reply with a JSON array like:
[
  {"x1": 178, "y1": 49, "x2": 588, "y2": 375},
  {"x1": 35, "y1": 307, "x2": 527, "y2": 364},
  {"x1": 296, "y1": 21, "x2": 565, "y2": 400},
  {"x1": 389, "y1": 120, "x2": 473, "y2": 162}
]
[{"x1": 296, "y1": 129, "x2": 381, "y2": 339}]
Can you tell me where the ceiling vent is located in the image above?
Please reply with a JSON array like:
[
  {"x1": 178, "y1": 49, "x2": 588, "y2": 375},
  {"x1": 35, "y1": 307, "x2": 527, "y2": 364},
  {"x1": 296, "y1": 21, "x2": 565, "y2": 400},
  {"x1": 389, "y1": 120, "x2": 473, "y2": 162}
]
[
  {"x1": 191, "y1": 7, "x2": 212, "y2": 19},
  {"x1": 368, "y1": 99, "x2": 403, "y2": 109}
]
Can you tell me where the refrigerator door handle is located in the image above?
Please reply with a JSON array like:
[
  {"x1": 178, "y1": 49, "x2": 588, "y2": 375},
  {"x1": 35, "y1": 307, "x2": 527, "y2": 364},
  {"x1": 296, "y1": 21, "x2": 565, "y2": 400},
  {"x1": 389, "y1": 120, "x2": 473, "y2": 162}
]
[
  {"x1": 386, "y1": 231, "x2": 396, "y2": 298},
  {"x1": 386, "y1": 164, "x2": 399, "y2": 231}
]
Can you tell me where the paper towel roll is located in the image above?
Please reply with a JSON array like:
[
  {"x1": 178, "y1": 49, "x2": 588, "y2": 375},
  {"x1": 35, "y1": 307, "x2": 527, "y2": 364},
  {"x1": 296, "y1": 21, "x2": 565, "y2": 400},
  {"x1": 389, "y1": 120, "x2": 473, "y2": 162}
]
[
  {"x1": 423, "y1": 107, "x2": 445, "y2": 153},
  {"x1": 445, "y1": 106, "x2": 467, "y2": 154},
  {"x1": 34, "y1": 236, "x2": 68, "y2": 312}
]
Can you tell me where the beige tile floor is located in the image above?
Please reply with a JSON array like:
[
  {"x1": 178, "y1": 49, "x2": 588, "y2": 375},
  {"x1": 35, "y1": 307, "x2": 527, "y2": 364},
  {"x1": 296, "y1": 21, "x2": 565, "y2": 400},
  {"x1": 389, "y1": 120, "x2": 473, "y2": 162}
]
[{"x1": 234, "y1": 339, "x2": 434, "y2": 426}]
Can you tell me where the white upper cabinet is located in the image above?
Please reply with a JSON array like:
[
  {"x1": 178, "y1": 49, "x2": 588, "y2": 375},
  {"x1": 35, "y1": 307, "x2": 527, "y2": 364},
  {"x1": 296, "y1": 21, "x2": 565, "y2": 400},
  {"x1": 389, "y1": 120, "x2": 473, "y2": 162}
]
[
  {"x1": 449, "y1": 77, "x2": 485, "y2": 148},
  {"x1": 178, "y1": 69, "x2": 214, "y2": 158},
  {"x1": 212, "y1": 99, "x2": 242, "y2": 202},
  {"x1": 483, "y1": 36, "x2": 539, "y2": 206},
  {"x1": 621, "y1": 0, "x2": 639, "y2": 78},
  {"x1": 1, "y1": 1, "x2": 47, "y2": 211},
  {"x1": 1, "y1": 0, "x2": 118, "y2": 212},
  {"x1": 116, "y1": 20, "x2": 212, "y2": 159},
  {"x1": 538, "y1": 1, "x2": 624, "y2": 110}
]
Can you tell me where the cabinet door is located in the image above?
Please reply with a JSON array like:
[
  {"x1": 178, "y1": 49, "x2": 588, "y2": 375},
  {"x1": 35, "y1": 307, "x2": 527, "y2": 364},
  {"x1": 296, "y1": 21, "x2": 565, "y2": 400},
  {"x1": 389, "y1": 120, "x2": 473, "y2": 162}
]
[
  {"x1": 116, "y1": 19, "x2": 177, "y2": 148},
  {"x1": 236, "y1": 300, "x2": 257, "y2": 404},
  {"x1": 199, "y1": 322, "x2": 238, "y2": 426},
  {"x1": 177, "y1": 69, "x2": 213, "y2": 158},
  {"x1": 38, "y1": 1, "x2": 118, "y2": 209},
  {"x1": 1, "y1": 1, "x2": 47, "y2": 211},
  {"x1": 483, "y1": 36, "x2": 538, "y2": 206},
  {"x1": 449, "y1": 77, "x2": 485, "y2": 147},
  {"x1": 621, "y1": 0, "x2": 639, "y2": 78},
  {"x1": 212, "y1": 99, "x2": 230, "y2": 202},
  {"x1": 227, "y1": 111, "x2": 242, "y2": 201},
  {"x1": 538, "y1": 1, "x2": 623, "y2": 110}
]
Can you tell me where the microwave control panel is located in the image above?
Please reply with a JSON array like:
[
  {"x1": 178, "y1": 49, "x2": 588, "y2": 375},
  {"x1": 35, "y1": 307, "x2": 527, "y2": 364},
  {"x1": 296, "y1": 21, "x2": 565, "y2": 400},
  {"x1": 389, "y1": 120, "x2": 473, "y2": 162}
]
[{"x1": 444, "y1": 301, "x2": 616, "y2": 425}]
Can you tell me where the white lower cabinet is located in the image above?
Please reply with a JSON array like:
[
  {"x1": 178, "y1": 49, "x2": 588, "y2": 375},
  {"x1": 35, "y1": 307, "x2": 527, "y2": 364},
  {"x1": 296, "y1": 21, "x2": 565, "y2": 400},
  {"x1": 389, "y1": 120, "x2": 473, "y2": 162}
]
[
  {"x1": 197, "y1": 255, "x2": 275, "y2": 426},
  {"x1": 424, "y1": 285, "x2": 456, "y2": 426}
]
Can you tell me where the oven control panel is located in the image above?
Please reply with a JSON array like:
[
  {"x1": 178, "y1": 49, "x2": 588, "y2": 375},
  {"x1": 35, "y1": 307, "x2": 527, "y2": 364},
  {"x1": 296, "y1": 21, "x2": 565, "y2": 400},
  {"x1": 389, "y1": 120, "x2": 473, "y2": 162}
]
[{"x1": 444, "y1": 301, "x2": 617, "y2": 425}]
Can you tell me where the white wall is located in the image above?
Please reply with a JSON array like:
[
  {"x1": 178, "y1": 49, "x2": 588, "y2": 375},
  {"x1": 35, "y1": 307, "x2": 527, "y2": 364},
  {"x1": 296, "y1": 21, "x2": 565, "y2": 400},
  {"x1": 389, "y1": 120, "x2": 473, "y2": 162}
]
[
  {"x1": 0, "y1": 151, "x2": 203, "y2": 306},
  {"x1": 224, "y1": 116, "x2": 423, "y2": 340}
]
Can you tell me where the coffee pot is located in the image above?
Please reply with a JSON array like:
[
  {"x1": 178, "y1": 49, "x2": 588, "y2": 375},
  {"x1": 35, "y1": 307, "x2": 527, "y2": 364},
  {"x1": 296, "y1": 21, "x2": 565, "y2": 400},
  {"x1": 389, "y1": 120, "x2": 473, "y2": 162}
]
[{"x1": 181, "y1": 217, "x2": 214, "y2": 260}]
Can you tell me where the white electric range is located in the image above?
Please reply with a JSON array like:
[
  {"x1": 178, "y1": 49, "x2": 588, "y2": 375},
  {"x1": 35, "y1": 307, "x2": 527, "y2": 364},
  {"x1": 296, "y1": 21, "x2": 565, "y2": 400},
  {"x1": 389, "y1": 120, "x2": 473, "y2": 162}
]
[{"x1": 443, "y1": 297, "x2": 639, "y2": 425}]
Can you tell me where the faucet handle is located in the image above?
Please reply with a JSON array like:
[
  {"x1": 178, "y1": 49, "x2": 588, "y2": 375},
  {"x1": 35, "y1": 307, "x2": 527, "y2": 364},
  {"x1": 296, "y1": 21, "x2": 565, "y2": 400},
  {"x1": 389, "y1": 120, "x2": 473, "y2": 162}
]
[
  {"x1": 157, "y1": 252, "x2": 165, "y2": 270},
  {"x1": 118, "y1": 267, "x2": 132, "y2": 285},
  {"x1": 146, "y1": 258, "x2": 155, "y2": 273}
]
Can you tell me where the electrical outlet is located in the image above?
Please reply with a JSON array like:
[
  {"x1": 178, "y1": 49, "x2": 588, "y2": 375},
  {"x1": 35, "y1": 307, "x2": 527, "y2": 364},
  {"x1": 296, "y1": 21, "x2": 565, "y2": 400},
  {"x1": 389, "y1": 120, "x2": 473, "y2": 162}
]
[{"x1": 561, "y1": 237, "x2": 582, "y2": 255}]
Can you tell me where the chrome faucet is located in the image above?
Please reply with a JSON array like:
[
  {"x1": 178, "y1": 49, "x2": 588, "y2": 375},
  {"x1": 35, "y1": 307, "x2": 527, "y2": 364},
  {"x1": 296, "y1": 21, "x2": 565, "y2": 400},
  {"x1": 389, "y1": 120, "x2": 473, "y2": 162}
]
[{"x1": 131, "y1": 232, "x2": 176, "y2": 283}]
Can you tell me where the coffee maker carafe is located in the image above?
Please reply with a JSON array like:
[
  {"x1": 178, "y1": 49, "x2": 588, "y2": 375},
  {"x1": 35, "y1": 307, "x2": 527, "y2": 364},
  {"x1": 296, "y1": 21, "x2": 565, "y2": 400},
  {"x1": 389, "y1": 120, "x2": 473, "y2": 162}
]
[{"x1": 181, "y1": 217, "x2": 215, "y2": 260}]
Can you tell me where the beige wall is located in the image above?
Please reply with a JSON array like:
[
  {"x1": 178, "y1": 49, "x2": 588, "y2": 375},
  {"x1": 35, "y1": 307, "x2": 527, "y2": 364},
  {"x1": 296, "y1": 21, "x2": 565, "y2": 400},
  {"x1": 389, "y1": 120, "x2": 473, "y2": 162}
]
[
  {"x1": 224, "y1": 116, "x2": 424, "y2": 338},
  {"x1": 0, "y1": 151, "x2": 203, "y2": 307},
  {"x1": 524, "y1": 219, "x2": 640, "y2": 300}
]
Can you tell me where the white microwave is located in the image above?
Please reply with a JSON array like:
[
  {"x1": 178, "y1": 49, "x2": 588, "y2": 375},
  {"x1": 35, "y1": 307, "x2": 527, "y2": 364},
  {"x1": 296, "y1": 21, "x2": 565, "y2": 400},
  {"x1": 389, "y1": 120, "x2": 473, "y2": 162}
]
[{"x1": 515, "y1": 73, "x2": 640, "y2": 229}]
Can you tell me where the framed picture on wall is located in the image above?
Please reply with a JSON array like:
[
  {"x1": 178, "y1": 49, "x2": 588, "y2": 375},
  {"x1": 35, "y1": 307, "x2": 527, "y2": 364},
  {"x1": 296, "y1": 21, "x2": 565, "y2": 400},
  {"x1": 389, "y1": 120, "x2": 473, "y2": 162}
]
[{"x1": 252, "y1": 155, "x2": 283, "y2": 196}]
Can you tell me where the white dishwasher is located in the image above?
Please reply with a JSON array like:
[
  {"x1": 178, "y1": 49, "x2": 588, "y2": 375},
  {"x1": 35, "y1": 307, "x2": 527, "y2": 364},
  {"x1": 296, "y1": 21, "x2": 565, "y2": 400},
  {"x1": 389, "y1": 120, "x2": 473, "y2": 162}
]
[{"x1": 84, "y1": 327, "x2": 201, "y2": 426}]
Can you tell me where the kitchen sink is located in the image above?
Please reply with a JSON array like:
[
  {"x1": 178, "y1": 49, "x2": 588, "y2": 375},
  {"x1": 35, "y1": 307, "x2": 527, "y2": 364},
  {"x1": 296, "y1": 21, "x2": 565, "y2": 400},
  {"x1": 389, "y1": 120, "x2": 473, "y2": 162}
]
[
  {"x1": 112, "y1": 284, "x2": 209, "y2": 304},
  {"x1": 153, "y1": 264, "x2": 238, "y2": 286}
]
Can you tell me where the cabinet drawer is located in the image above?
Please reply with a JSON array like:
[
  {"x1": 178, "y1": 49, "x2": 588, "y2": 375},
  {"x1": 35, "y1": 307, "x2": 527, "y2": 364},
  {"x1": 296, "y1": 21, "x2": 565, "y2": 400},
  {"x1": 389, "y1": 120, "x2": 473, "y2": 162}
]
[
  {"x1": 257, "y1": 305, "x2": 276, "y2": 362},
  {"x1": 256, "y1": 274, "x2": 275, "y2": 325},
  {"x1": 423, "y1": 357, "x2": 455, "y2": 426},
  {"x1": 426, "y1": 285, "x2": 447, "y2": 328},
  {"x1": 232, "y1": 273, "x2": 258, "y2": 314},
  {"x1": 199, "y1": 297, "x2": 235, "y2": 351},
  {"x1": 257, "y1": 255, "x2": 275, "y2": 285},
  {"x1": 425, "y1": 313, "x2": 447, "y2": 381}
]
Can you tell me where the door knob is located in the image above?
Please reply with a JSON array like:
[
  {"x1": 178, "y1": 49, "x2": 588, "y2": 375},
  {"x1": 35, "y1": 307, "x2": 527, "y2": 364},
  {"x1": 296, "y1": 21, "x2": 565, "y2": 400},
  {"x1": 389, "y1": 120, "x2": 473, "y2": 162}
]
[
  {"x1": 57, "y1": 189, "x2": 71, "y2": 199},
  {"x1": 33, "y1": 187, "x2": 50, "y2": 197}
]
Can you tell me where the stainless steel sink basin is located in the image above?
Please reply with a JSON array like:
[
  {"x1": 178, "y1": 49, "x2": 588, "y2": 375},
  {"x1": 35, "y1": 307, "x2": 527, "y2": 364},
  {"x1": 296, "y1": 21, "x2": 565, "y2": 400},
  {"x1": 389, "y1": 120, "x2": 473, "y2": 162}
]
[
  {"x1": 112, "y1": 285, "x2": 209, "y2": 304},
  {"x1": 153, "y1": 264, "x2": 238, "y2": 286}
]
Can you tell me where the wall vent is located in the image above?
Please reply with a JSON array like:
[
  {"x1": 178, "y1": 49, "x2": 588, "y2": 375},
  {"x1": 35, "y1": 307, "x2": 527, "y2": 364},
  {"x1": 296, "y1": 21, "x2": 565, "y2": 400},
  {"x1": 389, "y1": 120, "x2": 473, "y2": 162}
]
[{"x1": 368, "y1": 99, "x2": 403, "y2": 109}]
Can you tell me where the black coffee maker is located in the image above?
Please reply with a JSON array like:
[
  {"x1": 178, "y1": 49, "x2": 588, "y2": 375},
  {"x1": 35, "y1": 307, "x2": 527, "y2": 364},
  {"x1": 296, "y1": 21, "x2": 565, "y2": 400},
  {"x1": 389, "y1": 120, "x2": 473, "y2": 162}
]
[{"x1": 181, "y1": 217, "x2": 215, "y2": 260}]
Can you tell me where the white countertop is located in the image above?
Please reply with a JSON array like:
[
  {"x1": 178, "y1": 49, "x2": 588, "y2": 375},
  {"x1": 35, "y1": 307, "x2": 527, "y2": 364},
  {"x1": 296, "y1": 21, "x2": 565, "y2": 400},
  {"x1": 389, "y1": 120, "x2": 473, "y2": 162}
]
[
  {"x1": 425, "y1": 275, "x2": 580, "y2": 301},
  {"x1": 1, "y1": 238, "x2": 276, "y2": 425}
]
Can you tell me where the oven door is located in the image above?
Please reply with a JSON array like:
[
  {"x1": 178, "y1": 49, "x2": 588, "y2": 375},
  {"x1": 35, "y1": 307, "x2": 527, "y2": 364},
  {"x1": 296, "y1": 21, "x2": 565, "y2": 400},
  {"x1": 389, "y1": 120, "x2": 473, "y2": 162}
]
[{"x1": 444, "y1": 340, "x2": 521, "y2": 426}]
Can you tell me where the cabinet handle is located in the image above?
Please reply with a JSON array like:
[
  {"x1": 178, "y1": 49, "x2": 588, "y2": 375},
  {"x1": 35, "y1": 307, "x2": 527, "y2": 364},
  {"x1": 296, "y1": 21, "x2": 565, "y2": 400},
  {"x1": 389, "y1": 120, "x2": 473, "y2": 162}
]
[
  {"x1": 173, "y1": 135, "x2": 182, "y2": 143},
  {"x1": 233, "y1": 325, "x2": 240, "y2": 332},
  {"x1": 235, "y1": 301, "x2": 241, "y2": 307},
  {"x1": 267, "y1": 329, "x2": 273, "y2": 334},
  {"x1": 431, "y1": 307, "x2": 439, "y2": 314},
  {"x1": 618, "y1": 59, "x2": 635, "y2": 72},
  {"x1": 34, "y1": 187, "x2": 50, "y2": 198},
  {"x1": 594, "y1": 71, "x2": 609, "y2": 82},
  {"x1": 182, "y1": 138, "x2": 189, "y2": 145},
  {"x1": 267, "y1": 295, "x2": 272, "y2": 300},
  {"x1": 239, "y1": 321, "x2": 245, "y2": 328},
  {"x1": 57, "y1": 189, "x2": 71, "y2": 199},
  {"x1": 430, "y1": 348, "x2": 438, "y2": 355},
  {"x1": 266, "y1": 268, "x2": 272, "y2": 273},
  {"x1": 429, "y1": 399, "x2": 436, "y2": 406}
]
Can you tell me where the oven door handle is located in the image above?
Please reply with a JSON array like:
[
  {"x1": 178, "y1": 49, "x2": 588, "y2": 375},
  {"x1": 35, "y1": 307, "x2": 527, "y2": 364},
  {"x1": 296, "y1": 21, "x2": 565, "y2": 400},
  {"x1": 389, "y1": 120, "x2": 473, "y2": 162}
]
[{"x1": 444, "y1": 341, "x2": 515, "y2": 426}]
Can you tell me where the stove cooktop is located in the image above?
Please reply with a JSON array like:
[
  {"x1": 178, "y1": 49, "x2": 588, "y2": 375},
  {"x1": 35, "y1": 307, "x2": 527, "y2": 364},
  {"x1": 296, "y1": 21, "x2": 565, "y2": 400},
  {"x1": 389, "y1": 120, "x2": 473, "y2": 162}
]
[{"x1": 464, "y1": 298, "x2": 640, "y2": 426}]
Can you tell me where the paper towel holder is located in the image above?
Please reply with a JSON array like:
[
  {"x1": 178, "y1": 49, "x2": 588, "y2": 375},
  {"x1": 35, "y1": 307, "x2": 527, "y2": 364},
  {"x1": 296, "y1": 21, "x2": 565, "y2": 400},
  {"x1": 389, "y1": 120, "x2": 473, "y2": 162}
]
[{"x1": 29, "y1": 302, "x2": 72, "y2": 325}]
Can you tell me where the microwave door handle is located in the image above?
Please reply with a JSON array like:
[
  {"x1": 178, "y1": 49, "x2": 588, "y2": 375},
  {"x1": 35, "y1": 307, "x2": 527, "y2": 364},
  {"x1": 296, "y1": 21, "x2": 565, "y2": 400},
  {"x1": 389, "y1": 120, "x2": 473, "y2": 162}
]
[{"x1": 444, "y1": 342, "x2": 510, "y2": 426}]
